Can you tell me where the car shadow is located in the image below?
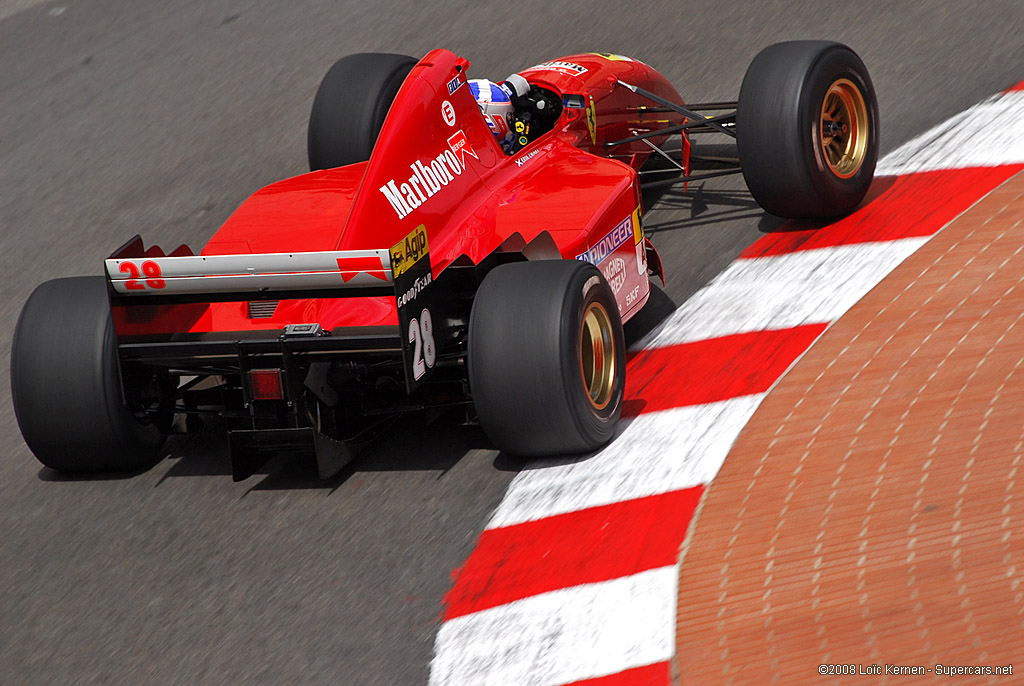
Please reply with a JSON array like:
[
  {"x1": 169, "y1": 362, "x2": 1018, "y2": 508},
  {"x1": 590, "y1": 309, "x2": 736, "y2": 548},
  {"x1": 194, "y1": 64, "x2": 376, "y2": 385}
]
[
  {"x1": 144, "y1": 412, "x2": 492, "y2": 493},
  {"x1": 246, "y1": 420, "x2": 491, "y2": 493},
  {"x1": 624, "y1": 282, "x2": 677, "y2": 345},
  {"x1": 489, "y1": 405, "x2": 652, "y2": 474},
  {"x1": 640, "y1": 141, "x2": 898, "y2": 239},
  {"x1": 34, "y1": 432, "x2": 205, "y2": 482},
  {"x1": 753, "y1": 174, "x2": 899, "y2": 235},
  {"x1": 643, "y1": 185, "x2": 764, "y2": 235},
  {"x1": 37, "y1": 463, "x2": 158, "y2": 482}
]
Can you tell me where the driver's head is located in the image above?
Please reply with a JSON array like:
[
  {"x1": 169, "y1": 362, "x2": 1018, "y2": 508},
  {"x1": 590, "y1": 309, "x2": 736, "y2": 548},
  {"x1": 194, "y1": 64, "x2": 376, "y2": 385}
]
[{"x1": 469, "y1": 79, "x2": 514, "y2": 151}]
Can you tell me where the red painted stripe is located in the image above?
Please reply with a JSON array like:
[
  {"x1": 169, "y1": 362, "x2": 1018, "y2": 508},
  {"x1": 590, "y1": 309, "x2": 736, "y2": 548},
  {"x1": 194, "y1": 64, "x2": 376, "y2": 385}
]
[
  {"x1": 336, "y1": 255, "x2": 388, "y2": 282},
  {"x1": 561, "y1": 662, "x2": 671, "y2": 686},
  {"x1": 443, "y1": 487, "x2": 704, "y2": 620},
  {"x1": 623, "y1": 324, "x2": 827, "y2": 417},
  {"x1": 1006, "y1": 79, "x2": 1024, "y2": 93},
  {"x1": 740, "y1": 166, "x2": 1023, "y2": 258}
]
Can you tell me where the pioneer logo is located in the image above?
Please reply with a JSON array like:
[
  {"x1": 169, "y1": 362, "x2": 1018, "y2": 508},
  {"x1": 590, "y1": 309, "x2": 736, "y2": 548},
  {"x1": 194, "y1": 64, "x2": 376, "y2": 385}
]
[
  {"x1": 379, "y1": 130, "x2": 477, "y2": 219},
  {"x1": 575, "y1": 214, "x2": 633, "y2": 265}
]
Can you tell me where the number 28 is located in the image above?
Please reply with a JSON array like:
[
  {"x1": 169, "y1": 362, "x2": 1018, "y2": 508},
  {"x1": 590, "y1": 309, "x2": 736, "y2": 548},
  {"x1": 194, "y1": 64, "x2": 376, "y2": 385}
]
[
  {"x1": 409, "y1": 308, "x2": 436, "y2": 380},
  {"x1": 119, "y1": 260, "x2": 166, "y2": 290}
]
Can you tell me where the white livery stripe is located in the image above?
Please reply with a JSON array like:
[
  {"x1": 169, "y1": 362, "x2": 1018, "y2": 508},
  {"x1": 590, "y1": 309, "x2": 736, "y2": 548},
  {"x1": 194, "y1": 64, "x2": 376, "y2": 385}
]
[
  {"x1": 429, "y1": 567, "x2": 677, "y2": 686},
  {"x1": 105, "y1": 248, "x2": 393, "y2": 294},
  {"x1": 106, "y1": 249, "x2": 391, "y2": 279},
  {"x1": 487, "y1": 397, "x2": 763, "y2": 529},
  {"x1": 876, "y1": 90, "x2": 1024, "y2": 176},
  {"x1": 633, "y1": 238, "x2": 928, "y2": 350}
]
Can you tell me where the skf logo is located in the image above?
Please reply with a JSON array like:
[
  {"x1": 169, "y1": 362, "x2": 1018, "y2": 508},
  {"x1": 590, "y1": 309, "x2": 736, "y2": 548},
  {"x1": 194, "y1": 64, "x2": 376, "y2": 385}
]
[{"x1": 390, "y1": 225, "x2": 429, "y2": 278}]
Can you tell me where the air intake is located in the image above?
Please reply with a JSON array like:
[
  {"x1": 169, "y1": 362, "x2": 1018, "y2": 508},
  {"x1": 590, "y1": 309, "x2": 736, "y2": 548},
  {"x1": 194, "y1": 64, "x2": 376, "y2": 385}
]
[{"x1": 246, "y1": 301, "x2": 279, "y2": 319}]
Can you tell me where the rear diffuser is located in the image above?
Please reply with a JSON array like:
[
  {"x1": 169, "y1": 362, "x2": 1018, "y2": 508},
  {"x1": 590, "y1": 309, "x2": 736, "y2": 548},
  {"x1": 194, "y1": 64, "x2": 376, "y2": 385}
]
[{"x1": 228, "y1": 427, "x2": 356, "y2": 481}]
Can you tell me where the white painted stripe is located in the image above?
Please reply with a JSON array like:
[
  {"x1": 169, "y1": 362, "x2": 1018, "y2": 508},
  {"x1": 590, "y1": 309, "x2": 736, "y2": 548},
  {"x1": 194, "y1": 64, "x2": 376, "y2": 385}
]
[
  {"x1": 0, "y1": 0, "x2": 50, "y2": 22},
  {"x1": 633, "y1": 238, "x2": 928, "y2": 350},
  {"x1": 488, "y1": 396, "x2": 762, "y2": 529},
  {"x1": 430, "y1": 566, "x2": 677, "y2": 686},
  {"x1": 876, "y1": 90, "x2": 1024, "y2": 176}
]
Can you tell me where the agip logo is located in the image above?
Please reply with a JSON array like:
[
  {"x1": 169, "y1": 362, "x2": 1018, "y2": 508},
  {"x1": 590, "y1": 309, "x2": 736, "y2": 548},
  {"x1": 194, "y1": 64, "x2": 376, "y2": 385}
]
[{"x1": 390, "y1": 224, "x2": 429, "y2": 278}]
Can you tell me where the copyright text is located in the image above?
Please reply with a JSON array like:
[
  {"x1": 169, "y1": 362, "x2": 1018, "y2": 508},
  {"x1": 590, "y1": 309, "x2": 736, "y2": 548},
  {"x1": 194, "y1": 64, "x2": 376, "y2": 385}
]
[{"x1": 817, "y1": 663, "x2": 1013, "y2": 676}]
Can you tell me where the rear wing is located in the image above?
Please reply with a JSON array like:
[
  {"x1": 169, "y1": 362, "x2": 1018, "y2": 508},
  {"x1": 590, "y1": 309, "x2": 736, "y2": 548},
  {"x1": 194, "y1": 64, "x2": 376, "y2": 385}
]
[
  {"x1": 105, "y1": 235, "x2": 394, "y2": 301},
  {"x1": 105, "y1": 226, "x2": 441, "y2": 392}
]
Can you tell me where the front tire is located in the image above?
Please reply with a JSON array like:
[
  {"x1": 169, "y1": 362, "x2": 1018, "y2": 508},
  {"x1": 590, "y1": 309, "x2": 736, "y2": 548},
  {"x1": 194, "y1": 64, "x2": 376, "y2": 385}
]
[
  {"x1": 11, "y1": 277, "x2": 166, "y2": 472},
  {"x1": 307, "y1": 52, "x2": 417, "y2": 171},
  {"x1": 737, "y1": 41, "x2": 879, "y2": 219},
  {"x1": 468, "y1": 260, "x2": 625, "y2": 457}
]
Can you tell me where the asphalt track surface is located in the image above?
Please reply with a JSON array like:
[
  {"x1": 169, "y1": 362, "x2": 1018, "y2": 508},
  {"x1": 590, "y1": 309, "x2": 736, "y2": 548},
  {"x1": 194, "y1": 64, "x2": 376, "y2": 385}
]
[{"x1": 1, "y1": 2, "x2": 1023, "y2": 684}]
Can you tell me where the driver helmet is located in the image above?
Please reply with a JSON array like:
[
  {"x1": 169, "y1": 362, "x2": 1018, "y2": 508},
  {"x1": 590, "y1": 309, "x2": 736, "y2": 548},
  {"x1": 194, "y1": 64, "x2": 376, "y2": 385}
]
[{"x1": 469, "y1": 79, "x2": 514, "y2": 152}]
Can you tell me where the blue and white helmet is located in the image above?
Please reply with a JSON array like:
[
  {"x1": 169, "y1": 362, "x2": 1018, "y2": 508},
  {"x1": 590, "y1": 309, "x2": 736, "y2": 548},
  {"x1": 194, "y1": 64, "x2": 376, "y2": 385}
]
[{"x1": 469, "y1": 79, "x2": 514, "y2": 151}]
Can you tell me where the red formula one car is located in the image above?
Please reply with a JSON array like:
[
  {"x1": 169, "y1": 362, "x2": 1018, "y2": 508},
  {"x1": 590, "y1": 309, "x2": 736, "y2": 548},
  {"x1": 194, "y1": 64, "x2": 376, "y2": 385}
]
[{"x1": 12, "y1": 42, "x2": 878, "y2": 479}]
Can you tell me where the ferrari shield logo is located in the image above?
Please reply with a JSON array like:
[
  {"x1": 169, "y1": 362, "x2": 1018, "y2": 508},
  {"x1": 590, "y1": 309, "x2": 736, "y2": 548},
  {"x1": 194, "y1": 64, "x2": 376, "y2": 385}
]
[{"x1": 586, "y1": 96, "x2": 598, "y2": 144}]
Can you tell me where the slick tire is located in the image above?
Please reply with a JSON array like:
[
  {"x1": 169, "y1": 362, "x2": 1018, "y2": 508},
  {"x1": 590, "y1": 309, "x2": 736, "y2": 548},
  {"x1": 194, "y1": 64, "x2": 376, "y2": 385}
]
[
  {"x1": 468, "y1": 260, "x2": 625, "y2": 457},
  {"x1": 11, "y1": 277, "x2": 166, "y2": 472},
  {"x1": 307, "y1": 52, "x2": 417, "y2": 171},
  {"x1": 737, "y1": 41, "x2": 879, "y2": 219}
]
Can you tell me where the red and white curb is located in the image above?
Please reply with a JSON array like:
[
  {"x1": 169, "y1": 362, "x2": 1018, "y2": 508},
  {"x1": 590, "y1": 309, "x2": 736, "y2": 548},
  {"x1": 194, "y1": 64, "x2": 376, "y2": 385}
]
[{"x1": 429, "y1": 81, "x2": 1024, "y2": 686}]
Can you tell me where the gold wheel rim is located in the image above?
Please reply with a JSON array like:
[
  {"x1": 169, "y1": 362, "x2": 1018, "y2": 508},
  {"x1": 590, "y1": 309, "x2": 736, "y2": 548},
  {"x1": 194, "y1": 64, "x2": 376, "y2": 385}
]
[
  {"x1": 820, "y1": 78, "x2": 869, "y2": 179},
  {"x1": 580, "y1": 302, "x2": 616, "y2": 411}
]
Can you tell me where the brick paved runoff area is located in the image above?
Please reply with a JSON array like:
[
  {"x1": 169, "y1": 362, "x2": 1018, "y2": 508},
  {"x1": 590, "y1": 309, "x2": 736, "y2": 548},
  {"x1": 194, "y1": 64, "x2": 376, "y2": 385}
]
[{"x1": 674, "y1": 172, "x2": 1024, "y2": 684}]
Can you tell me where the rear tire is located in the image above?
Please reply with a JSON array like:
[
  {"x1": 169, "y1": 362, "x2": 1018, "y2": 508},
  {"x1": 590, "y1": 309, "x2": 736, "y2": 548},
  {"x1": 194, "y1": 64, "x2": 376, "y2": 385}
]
[
  {"x1": 468, "y1": 260, "x2": 625, "y2": 457},
  {"x1": 307, "y1": 52, "x2": 417, "y2": 170},
  {"x1": 737, "y1": 41, "x2": 879, "y2": 219},
  {"x1": 11, "y1": 277, "x2": 166, "y2": 472}
]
